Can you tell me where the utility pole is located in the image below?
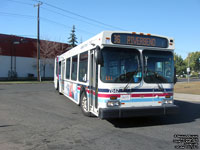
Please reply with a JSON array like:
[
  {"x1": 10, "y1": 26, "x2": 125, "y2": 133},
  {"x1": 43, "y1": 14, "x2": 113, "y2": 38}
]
[
  {"x1": 34, "y1": 1, "x2": 42, "y2": 82},
  {"x1": 187, "y1": 54, "x2": 190, "y2": 83}
]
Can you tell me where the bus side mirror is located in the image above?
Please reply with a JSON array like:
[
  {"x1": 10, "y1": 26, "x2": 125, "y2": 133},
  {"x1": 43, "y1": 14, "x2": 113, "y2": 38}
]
[
  {"x1": 96, "y1": 46, "x2": 103, "y2": 66},
  {"x1": 174, "y1": 67, "x2": 177, "y2": 84}
]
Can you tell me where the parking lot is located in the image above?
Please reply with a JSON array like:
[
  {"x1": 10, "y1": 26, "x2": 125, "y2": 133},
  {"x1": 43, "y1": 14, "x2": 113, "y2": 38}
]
[{"x1": 0, "y1": 83, "x2": 199, "y2": 150}]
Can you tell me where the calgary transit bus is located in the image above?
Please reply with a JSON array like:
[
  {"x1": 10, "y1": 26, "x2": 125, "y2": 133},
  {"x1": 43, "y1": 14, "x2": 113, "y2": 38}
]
[{"x1": 54, "y1": 31, "x2": 179, "y2": 119}]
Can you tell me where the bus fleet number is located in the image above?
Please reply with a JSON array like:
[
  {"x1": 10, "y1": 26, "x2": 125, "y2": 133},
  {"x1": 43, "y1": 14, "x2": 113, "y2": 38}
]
[{"x1": 109, "y1": 89, "x2": 119, "y2": 93}]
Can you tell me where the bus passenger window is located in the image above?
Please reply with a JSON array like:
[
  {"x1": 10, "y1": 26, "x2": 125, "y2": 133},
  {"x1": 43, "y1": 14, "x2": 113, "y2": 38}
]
[
  {"x1": 66, "y1": 58, "x2": 71, "y2": 79},
  {"x1": 71, "y1": 55, "x2": 78, "y2": 81},
  {"x1": 79, "y1": 52, "x2": 88, "y2": 82}
]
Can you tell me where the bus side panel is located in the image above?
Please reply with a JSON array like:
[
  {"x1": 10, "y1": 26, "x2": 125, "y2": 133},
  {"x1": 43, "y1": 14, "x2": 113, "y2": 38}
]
[{"x1": 64, "y1": 81, "x2": 79, "y2": 103}]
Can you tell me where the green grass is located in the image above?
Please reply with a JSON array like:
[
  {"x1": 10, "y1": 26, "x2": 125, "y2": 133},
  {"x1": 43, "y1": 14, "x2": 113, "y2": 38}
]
[
  {"x1": 174, "y1": 81, "x2": 200, "y2": 95},
  {"x1": 0, "y1": 81, "x2": 53, "y2": 84}
]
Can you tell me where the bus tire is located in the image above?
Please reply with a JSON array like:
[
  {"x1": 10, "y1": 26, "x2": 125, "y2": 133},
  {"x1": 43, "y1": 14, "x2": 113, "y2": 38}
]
[{"x1": 80, "y1": 92, "x2": 91, "y2": 117}]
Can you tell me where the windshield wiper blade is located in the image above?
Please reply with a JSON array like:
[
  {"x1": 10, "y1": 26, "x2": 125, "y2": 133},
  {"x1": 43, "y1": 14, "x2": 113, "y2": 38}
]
[
  {"x1": 151, "y1": 72, "x2": 164, "y2": 91},
  {"x1": 124, "y1": 77, "x2": 132, "y2": 90},
  {"x1": 123, "y1": 71, "x2": 139, "y2": 90}
]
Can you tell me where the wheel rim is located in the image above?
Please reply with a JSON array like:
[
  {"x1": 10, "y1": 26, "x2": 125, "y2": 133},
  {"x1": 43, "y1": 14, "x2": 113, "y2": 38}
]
[{"x1": 82, "y1": 95, "x2": 88, "y2": 112}]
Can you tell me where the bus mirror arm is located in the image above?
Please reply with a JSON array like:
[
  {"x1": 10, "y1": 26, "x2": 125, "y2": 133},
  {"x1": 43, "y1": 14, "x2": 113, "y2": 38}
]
[{"x1": 96, "y1": 46, "x2": 104, "y2": 66}]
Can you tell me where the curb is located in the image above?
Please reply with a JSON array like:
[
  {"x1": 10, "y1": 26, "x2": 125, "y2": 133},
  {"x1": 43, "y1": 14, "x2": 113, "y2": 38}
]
[{"x1": 174, "y1": 98, "x2": 200, "y2": 102}]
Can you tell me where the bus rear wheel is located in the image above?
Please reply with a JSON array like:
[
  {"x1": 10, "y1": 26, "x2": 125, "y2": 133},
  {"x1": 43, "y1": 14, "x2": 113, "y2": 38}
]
[{"x1": 80, "y1": 92, "x2": 91, "y2": 117}]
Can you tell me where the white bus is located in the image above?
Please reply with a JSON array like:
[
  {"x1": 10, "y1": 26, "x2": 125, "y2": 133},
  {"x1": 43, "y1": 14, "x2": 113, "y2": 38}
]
[{"x1": 54, "y1": 31, "x2": 179, "y2": 119}]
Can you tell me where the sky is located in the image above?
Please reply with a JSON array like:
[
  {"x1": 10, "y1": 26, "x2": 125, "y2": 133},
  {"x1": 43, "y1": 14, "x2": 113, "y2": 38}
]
[{"x1": 0, "y1": 0, "x2": 200, "y2": 59}]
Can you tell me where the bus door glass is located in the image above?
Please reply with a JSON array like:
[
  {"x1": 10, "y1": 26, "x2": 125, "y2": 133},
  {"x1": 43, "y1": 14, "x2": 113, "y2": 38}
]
[
  {"x1": 61, "y1": 61, "x2": 65, "y2": 92},
  {"x1": 54, "y1": 58, "x2": 58, "y2": 87},
  {"x1": 89, "y1": 50, "x2": 98, "y2": 113}
]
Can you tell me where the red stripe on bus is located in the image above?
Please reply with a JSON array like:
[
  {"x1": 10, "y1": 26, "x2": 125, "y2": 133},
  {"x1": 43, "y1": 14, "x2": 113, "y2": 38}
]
[{"x1": 97, "y1": 93, "x2": 173, "y2": 98}]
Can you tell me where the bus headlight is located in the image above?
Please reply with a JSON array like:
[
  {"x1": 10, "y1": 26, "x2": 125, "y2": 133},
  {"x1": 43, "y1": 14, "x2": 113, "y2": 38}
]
[
  {"x1": 107, "y1": 101, "x2": 120, "y2": 107},
  {"x1": 163, "y1": 99, "x2": 173, "y2": 104}
]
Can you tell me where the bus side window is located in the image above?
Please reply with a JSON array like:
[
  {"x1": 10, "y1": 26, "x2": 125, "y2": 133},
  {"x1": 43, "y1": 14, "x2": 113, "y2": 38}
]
[
  {"x1": 79, "y1": 52, "x2": 88, "y2": 82},
  {"x1": 71, "y1": 55, "x2": 78, "y2": 81},
  {"x1": 59, "y1": 61, "x2": 61, "y2": 75},
  {"x1": 66, "y1": 58, "x2": 71, "y2": 79}
]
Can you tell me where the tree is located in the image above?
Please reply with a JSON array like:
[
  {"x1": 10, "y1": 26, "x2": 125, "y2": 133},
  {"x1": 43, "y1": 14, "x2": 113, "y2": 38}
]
[
  {"x1": 174, "y1": 53, "x2": 186, "y2": 76},
  {"x1": 185, "y1": 51, "x2": 200, "y2": 72},
  {"x1": 68, "y1": 25, "x2": 78, "y2": 48},
  {"x1": 34, "y1": 40, "x2": 68, "y2": 78}
]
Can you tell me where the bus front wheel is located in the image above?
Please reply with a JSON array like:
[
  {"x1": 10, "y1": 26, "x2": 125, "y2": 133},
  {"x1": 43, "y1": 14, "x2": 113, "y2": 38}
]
[{"x1": 80, "y1": 92, "x2": 91, "y2": 117}]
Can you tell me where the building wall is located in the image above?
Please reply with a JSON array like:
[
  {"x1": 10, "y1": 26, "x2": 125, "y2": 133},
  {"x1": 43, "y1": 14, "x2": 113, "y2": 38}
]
[
  {"x1": 0, "y1": 33, "x2": 68, "y2": 80},
  {"x1": 0, "y1": 55, "x2": 54, "y2": 78}
]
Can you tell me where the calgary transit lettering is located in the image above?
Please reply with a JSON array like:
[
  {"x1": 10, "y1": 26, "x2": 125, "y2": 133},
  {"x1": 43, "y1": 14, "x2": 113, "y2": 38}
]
[{"x1": 127, "y1": 36, "x2": 156, "y2": 46}]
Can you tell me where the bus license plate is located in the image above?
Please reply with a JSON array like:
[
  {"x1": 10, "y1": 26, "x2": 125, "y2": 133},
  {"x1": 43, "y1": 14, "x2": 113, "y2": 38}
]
[{"x1": 120, "y1": 95, "x2": 131, "y2": 100}]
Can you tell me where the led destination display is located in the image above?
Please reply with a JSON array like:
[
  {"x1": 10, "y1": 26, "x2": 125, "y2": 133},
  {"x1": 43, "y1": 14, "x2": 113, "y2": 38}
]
[{"x1": 111, "y1": 33, "x2": 168, "y2": 48}]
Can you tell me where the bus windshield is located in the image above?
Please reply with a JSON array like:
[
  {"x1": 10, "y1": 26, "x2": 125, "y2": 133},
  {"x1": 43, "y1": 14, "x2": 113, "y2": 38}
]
[
  {"x1": 143, "y1": 50, "x2": 174, "y2": 83},
  {"x1": 100, "y1": 47, "x2": 142, "y2": 83}
]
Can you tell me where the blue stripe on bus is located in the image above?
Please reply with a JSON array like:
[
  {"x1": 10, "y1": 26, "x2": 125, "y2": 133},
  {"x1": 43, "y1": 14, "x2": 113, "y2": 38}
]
[{"x1": 98, "y1": 98, "x2": 163, "y2": 103}]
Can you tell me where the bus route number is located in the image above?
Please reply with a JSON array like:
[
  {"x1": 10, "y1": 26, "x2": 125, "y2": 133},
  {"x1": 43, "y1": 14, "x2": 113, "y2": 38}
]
[{"x1": 113, "y1": 35, "x2": 120, "y2": 44}]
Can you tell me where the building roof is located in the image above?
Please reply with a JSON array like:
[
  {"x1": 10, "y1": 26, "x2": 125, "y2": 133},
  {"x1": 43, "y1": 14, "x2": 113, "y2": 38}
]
[{"x1": 0, "y1": 33, "x2": 69, "y2": 58}]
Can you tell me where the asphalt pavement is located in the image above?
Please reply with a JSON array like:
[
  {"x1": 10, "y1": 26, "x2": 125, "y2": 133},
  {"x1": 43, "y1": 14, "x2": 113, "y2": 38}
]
[{"x1": 0, "y1": 83, "x2": 199, "y2": 150}]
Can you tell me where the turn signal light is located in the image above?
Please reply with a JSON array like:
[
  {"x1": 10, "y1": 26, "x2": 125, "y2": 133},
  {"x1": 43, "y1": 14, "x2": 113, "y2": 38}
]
[
  {"x1": 110, "y1": 96, "x2": 117, "y2": 100},
  {"x1": 165, "y1": 95, "x2": 171, "y2": 98}
]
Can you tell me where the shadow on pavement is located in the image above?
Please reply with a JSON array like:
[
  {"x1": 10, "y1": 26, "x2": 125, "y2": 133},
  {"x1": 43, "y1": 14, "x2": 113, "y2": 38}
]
[
  {"x1": 107, "y1": 100, "x2": 200, "y2": 128},
  {"x1": 0, "y1": 125, "x2": 14, "y2": 128}
]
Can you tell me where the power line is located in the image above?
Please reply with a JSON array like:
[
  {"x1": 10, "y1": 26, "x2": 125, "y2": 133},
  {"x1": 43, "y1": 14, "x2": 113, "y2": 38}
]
[
  {"x1": 7, "y1": 0, "x2": 126, "y2": 31},
  {"x1": 6, "y1": 0, "x2": 34, "y2": 6},
  {"x1": 0, "y1": 11, "x2": 35, "y2": 19},
  {"x1": 41, "y1": 17, "x2": 95, "y2": 35},
  {"x1": 44, "y1": 2, "x2": 125, "y2": 30},
  {"x1": 41, "y1": 7, "x2": 111, "y2": 31},
  {"x1": 31, "y1": 0, "x2": 125, "y2": 30},
  {"x1": 0, "y1": 11, "x2": 94, "y2": 36}
]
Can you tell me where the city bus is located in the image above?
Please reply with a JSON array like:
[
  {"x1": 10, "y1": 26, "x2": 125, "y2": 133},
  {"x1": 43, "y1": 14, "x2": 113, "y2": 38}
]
[{"x1": 54, "y1": 31, "x2": 179, "y2": 119}]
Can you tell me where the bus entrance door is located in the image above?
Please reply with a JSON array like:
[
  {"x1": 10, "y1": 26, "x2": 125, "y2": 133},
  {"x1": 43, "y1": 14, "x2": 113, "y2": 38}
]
[
  {"x1": 89, "y1": 50, "x2": 98, "y2": 115},
  {"x1": 61, "y1": 61, "x2": 65, "y2": 93}
]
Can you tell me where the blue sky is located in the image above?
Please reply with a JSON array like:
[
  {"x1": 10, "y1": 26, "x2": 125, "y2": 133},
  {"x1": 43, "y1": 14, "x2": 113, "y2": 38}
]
[{"x1": 1, "y1": 0, "x2": 200, "y2": 59}]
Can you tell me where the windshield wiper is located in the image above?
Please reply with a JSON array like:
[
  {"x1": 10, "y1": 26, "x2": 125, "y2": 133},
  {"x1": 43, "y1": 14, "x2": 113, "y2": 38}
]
[
  {"x1": 124, "y1": 74, "x2": 133, "y2": 90},
  {"x1": 149, "y1": 71, "x2": 165, "y2": 91},
  {"x1": 123, "y1": 70, "x2": 140, "y2": 90}
]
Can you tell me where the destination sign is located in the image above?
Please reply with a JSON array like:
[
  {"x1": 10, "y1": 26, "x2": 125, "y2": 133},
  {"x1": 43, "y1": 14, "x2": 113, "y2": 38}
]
[{"x1": 111, "y1": 33, "x2": 168, "y2": 48}]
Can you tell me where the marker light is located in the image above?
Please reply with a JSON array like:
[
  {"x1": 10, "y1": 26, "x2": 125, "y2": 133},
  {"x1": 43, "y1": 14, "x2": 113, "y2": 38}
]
[
  {"x1": 110, "y1": 96, "x2": 117, "y2": 100},
  {"x1": 147, "y1": 33, "x2": 151, "y2": 36},
  {"x1": 140, "y1": 33, "x2": 144, "y2": 35},
  {"x1": 169, "y1": 39, "x2": 173, "y2": 45},
  {"x1": 132, "y1": 32, "x2": 136, "y2": 34},
  {"x1": 165, "y1": 95, "x2": 171, "y2": 98}
]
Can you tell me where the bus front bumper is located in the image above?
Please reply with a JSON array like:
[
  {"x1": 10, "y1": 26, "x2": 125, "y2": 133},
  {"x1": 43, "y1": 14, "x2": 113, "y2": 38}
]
[{"x1": 99, "y1": 105, "x2": 179, "y2": 119}]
